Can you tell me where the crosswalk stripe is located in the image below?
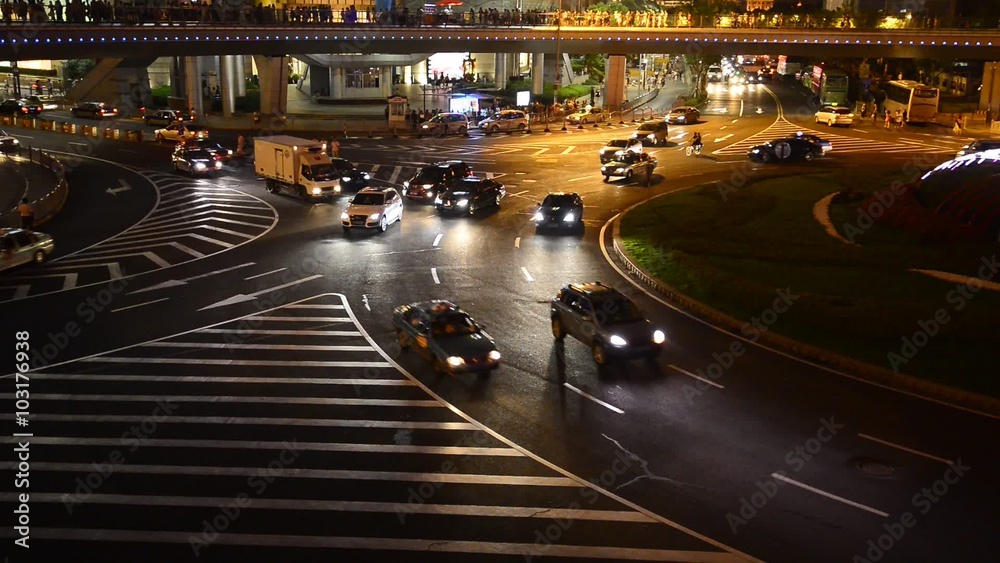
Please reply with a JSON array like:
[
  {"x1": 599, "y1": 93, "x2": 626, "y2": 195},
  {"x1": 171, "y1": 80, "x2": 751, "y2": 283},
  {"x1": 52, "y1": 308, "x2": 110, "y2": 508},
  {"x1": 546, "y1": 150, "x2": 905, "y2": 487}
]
[
  {"x1": 2, "y1": 462, "x2": 580, "y2": 486},
  {"x1": 76, "y1": 357, "x2": 392, "y2": 367},
  {"x1": 713, "y1": 117, "x2": 948, "y2": 155},
  {"x1": 284, "y1": 304, "x2": 345, "y2": 309},
  {"x1": 4, "y1": 393, "x2": 439, "y2": 407},
  {"x1": 25, "y1": 373, "x2": 411, "y2": 385},
  {"x1": 139, "y1": 342, "x2": 373, "y2": 351},
  {"x1": 198, "y1": 328, "x2": 359, "y2": 336},
  {"x1": 235, "y1": 316, "x2": 350, "y2": 322},
  {"x1": 5, "y1": 413, "x2": 478, "y2": 429},
  {"x1": 0, "y1": 438, "x2": 521, "y2": 456}
]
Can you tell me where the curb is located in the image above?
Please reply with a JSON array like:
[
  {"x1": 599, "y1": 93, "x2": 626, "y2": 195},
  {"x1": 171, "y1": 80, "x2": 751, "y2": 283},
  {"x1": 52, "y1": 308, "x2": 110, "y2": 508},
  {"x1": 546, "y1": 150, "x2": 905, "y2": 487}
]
[
  {"x1": 1, "y1": 149, "x2": 68, "y2": 229},
  {"x1": 609, "y1": 192, "x2": 1000, "y2": 417}
]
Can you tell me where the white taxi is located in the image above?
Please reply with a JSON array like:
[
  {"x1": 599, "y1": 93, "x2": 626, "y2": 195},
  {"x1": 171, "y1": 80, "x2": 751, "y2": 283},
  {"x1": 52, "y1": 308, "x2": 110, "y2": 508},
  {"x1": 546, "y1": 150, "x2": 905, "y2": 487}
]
[
  {"x1": 341, "y1": 187, "x2": 403, "y2": 234},
  {"x1": 155, "y1": 123, "x2": 209, "y2": 143},
  {"x1": 814, "y1": 106, "x2": 854, "y2": 127}
]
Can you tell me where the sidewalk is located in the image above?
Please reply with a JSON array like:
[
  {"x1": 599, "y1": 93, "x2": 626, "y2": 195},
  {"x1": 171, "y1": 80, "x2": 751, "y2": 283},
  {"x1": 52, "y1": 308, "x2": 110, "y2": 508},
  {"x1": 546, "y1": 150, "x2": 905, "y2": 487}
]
[{"x1": 0, "y1": 153, "x2": 63, "y2": 228}]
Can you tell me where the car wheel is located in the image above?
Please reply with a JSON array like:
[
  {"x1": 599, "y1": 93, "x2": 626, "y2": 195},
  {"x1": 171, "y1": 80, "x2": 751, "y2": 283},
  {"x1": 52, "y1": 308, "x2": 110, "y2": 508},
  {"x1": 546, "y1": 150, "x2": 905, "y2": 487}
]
[
  {"x1": 266, "y1": 181, "x2": 279, "y2": 194},
  {"x1": 592, "y1": 342, "x2": 608, "y2": 366},
  {"x1": 495, "y1": 193, "x2": 501, "y2": 208},
  {"x1": 467, "y1": 201, "x2": 477, "y2": 216},
  {"x1": 397, "y1": 330, "x2": 410, "y2": 349},
  {"x1": 625, "y1": 170, "x2": 633, "y2": 180},
  {"x1": 379, "y1": 215, "x2": 387, "y2": 232},
  {"x1": 459, "y1": 126, "x2": 468, "y2": 136},
  {"x1": 433, "y1": 358, "x2": 447, "y2": 376},
  {"x1": 33, "y1": 250, "x2": 45, "y2": 264},
  {"x1": 815, "y1": 117, "x2": 820, "y2": 123},
  {"x1": 804, "y1": 152, "x2": 814, "y2": 162},
  {"x1": 517, "y1": 123, "x2": 526, "y2": 131},
  {"x1": 490, "y1": 124, "x2": 500, "y2": 134},
  {"x1": 342, "y1": 227, "x2": 350, "y2": 236},
  {"x1": 828, "y1": 119, "x2": 835, "y2": 127},
  {"x1": 603, "y1": 175, "x2": 610, "y2": 183},
  {"x1": 551, "y1": 318, "x2": 565, "y2": 340}
]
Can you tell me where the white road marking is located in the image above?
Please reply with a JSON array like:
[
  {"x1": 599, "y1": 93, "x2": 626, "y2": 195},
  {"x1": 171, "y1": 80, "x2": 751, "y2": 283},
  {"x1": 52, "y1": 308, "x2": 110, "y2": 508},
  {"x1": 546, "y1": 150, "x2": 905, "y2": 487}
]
[
  {"x1": 563, "y1": 383, "x2": 624, "y2": 414},
  {"x1": 857, "y1": 433, "x2": 954, "y2": 465},
  {"x1": 514, "y1": 237, "x2": 521, "y2": 248},
  {"x1": 432, "y1": 233, "x2": 443, "y2": 247},
  {"x1": 567, "y1": 176, "x2": 589, "y2": 182},
  {"x1": 720, "y1": 126, "x2": 727, "y2": 130},
  {"x1": 740, "y1": 100, "x2": 744, "y2": 117},
  {"x1": 8, "y1": 412, "x2": 476, "y2": 430},
  {"x1": 8, "y1": 285, "x2": 29, "y2": 300},
  {"x1": 387, "y1": 165, "x2": 402, "y2": 184},
  {"x1": 731, "y1": 119, "x2": 739, "y2": 124},
  {"x1": 520, "y1": 267, "x2": 534, "y2": 282},
  {"x1": 510, "y1": 190, "x2": 529, "y2": 196},
  {"x1": 25, "y1": 373, "x2": 404, "y2": 385},
  {"x1": 561, "y1": 146, "x2": 575, "y2": 155},
  {"x1": 770, "y1": 473, "x2": 889, "y2": 517},
  {"x1": 12, "y1": 393, "x2": 437, "y2": 407},
  {"x1": 111, "y1": 298, "x2": 169, "y2": 313},
  {"x1": 531, "y1": 148, "x2": 549, "y2": 156},
  {"x1": 198, "y1": 329, "x2": 360, "y2": 336},
  {"x1": 668, "y1": 365, "x2": 725, "y2": 389},
  {"x1": 362, "y1": 294, "x2": 371, "y2": 311},
  {"x1": 198, "y1": 274, "x2": 324, "y2": 310},
  {"x1": 284, "y1": 304, "x2": 344, "y2": 309},
  {"x1": 67, "y1": 141, "x2": 89, "y2": 146},
  {"x1": 239, "y1": 316, "x2": 351, "y2": 322},
  {"x1": 77, "y1": 357, "x2": 391, "y2": 368},
  {"x1": 141, "y1": 341, "x2": 371, "y2": 352},
  {"x1": 431, "y1": 267, "x2": 440, "y2": 284},
  {"x1": 244, "y1": 268, "x2": 287, "y2": 281},
  {"x1": 714, "y1": 134, "x2": 734, "y2": 143}
]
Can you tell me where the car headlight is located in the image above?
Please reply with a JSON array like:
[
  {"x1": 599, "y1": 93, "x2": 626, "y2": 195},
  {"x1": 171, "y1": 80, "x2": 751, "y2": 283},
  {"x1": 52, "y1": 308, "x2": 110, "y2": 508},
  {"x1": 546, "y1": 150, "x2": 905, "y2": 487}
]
[
  {"x1": 227, "y1": 149, "x2": 233, "y2": 155},
  {"x1": 369, "y1": 213, "x2": 380, "y2": 221},
  {"x1": 563, "y1": 213, "x2": 575, "y2": 222},
  {"x1": 422, "y1": 184, "x2": 433, "y2": 190},
  {"x1": 652, "y1": 330, "x2": 665, "y2": 344},
  {"x1": 609, "y1": 335, "x2": 628, "y2": 347},
  {"x1": 615, "y1": 168, "x2": 625, "y2": 174},
  {"x1": 488, "y1": 350, "x2": 501, "y2": 361},
  {"x1": 456, "y1": 199, "x2": 468, "y2": 207},
  {"x1": 214, "y1": 161, "x2": 222, "y2": 169},
  {"x1": 194, "y1": 162, "x2": 206, "y2": 170},
  {"x1": 362, "y1": 172, "x2": 370, "y2": 179},
  {"x1": 341, "y1": 211, "x2": 349, "y2": 220},
  {"x1": 421, "y1": 124, "x2": 430, "y2": 129},
  {"x1": 446, "y1": 356, "x2": 465, "y2": 367},
  {"x1": 534, "y1": 210, "x2": 546, "y2": 221},
  {"x1": 403, "y1": 180, "x2": 410, "y2": 188},
  {"x1": 751, "y1": 148, "x2": 760, "y2": 154},
  {"x1": 311, "y1": 187, "x2": 322, "y2": 195},
  {"x1": 342, "y1": 176, "x2": 351, "y2": 182},
  {"x1": 12, "y1": 139, "x2": 18, "y2": 144}
]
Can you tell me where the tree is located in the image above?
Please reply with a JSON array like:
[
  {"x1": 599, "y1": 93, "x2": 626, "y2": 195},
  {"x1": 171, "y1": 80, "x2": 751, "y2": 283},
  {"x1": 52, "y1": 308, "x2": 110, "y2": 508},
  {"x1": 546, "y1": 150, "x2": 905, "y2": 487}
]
[
  {"x1": 684, "y1": 54, "x2": 721, "y2": 99},
  {"x1": 63, "y1": 59, "x2": 96, "y2": 83},
  {"x1": 584, "y1": 54, "x2": 605, "y2": 82},
  {"x1": 682, "y1": 0, "x2": 743, "y2": 16}
]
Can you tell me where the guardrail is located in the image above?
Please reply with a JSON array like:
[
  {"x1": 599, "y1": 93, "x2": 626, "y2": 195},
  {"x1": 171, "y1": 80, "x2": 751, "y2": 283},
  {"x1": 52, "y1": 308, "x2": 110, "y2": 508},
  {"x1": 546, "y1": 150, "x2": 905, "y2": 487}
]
[{"x1": 1, "y1": 147, "x2": 68, "y2": 229}]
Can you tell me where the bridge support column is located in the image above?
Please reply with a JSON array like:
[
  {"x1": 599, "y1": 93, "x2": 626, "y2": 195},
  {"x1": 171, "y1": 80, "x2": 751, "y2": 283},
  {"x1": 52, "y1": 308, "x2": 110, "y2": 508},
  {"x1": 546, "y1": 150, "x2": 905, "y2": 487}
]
[
  {"x1": 220, "y1": 55, "x2": 237, "y2": 118},
  {"x1": 604, "y1": 54, "x2": 626, "y2": 111},
  {"x1": 981, "y1": 62, "x2": 1000, "y2": 116},
  {"x1": 254, "y1": 55, "x2": 289, "y2": 117},
  {"x1": 331, "y1": 68, "x2": 344, "y2": 99},
  {"x1": 412, "y1": 59, "x2": 427, "y2": 85},
  {"x1": 403, "y1": 65, "x2": 412, "y2": 85},
  {"x1": 170, "y1": 57, "x2": 185, "y2": 98},
  {"x1": 494, "y1": 53, "x2": 507, "y2": 90},
  {"x1": 309, "y1": 64, "x2": 330, "y2": 97},
  {"x1": 532, "y1": 53, "x2": 544, "y2": 96},
  {"x1": 184, "y1": 56, "x2": 203, "y2": 118},
  {"x1": 381, "y1": 66, "x2": 393, "y2": 97},
  {"x1": 236, "y1": 55, "x2": 247, "y2": 98}
]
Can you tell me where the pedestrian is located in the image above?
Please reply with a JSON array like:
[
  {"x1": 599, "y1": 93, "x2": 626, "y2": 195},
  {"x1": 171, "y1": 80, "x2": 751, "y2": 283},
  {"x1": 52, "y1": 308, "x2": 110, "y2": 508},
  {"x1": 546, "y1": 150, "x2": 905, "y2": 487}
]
[
  {"x1": 953, "y1": 117, "x2": 963, "y2": 135},
  {"x1": 330, "y1": 137, "x2": 340, "y2": 158},
  {"x1": 872, "y1": 107, "x2": 878, "y2": 125},
  {"x1": 17, "y1": 198, "x2": 33, "y2": 231},
  {"x1": 884, "y1": 111, "x2": 892, "y2": 130},
  {"x1": 644, "y1": 157, "x2": 653, "y2": 187},
  {"x1": 987, "y1": 106, "x2": 993, "y2": 126}
]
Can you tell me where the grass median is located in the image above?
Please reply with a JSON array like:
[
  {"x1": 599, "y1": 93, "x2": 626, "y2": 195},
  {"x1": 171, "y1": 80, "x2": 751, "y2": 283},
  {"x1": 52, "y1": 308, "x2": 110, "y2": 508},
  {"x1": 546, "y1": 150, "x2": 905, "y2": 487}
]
[{"x1": 619, "y1": 172, "x2": 999, "y2": 397}]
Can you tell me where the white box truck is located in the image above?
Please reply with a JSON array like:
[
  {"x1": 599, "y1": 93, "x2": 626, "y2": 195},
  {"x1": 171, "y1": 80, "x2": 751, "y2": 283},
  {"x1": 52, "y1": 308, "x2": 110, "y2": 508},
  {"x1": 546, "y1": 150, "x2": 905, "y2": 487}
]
[{"x1": 254, "y1": 135, "x2": 341, "y2": 201}]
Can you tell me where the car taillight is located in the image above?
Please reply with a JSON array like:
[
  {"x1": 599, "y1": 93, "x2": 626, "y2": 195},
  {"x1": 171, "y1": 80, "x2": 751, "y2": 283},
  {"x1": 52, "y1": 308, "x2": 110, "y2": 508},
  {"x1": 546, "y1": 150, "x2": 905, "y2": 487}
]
[{"x1": 20, "y1": 107, "x2": 27, "y2": 113}]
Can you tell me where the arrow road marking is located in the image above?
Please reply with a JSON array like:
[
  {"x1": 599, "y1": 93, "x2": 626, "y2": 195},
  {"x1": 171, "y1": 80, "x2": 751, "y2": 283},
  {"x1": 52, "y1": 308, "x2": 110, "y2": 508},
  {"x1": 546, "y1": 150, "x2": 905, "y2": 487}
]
[
  {"x1": 129, "y1": 262, "x2": 256, "y2": 294},
  {"x1": 756, "y1": 107, "x2": 764, "y2": 114},
  {"x1": 362, "y1": 294, "x2": 371, "y2": 311},
  {"x1": 714, "y1": 134, "x2": 734, "y2": 143},
  {"x1": 107, "y1": 179, "x2": 132, "y2": 195},
  {"x1": 245, "y1": 268, "x2": 286, "y2": 281},
  {"x1": 197, "y1": 274, "x2": 324, "y2": 311}
]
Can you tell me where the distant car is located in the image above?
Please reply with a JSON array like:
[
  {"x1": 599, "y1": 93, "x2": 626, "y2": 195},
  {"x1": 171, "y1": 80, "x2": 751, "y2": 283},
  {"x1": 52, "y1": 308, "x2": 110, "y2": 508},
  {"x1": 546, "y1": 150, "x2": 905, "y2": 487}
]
[
  {"x1": 601, "y1": 151, "x2": 657, "y2": 182},
  {"x1": 418, "y1": 112, "x2": 469, "y2": 137},
  {"x1": 565, "y1": 107, "x2": 607, "y2": 125},
  {"x1": 748, "y1": 137, "x2": 824, "y2": 163},
  {"x1": 599, "y1": 138, "x2": 642, "y2": 164},
  {"x1": 550, "y1": 281, "x2": 666, "y2": 365},
  {"x1": 631, "y1": 119, "x2": 669, "y2": 146},
  {"x1": 534, "y1": 192, "x2": 584, "y2": 232},
  {"x1": 666, "y1": 106, "x2": 700, "y2": 124},
  {"x1": 0, "y1": 129, "x2": 20, "y2": 153},
  {"x1": 71, "y1": 101, "x2": 117, "y2": 119},
  {"x1": 402, "y1": 161, "x2": 472, "y2": 201},
  {"x1": 0, "y1": 99, "x2": 42, "y2": 116},
  {"x1": 956, "y1": 139, "x2": 1000, "y2": 157},
  {"x1": 0, "y1": 228, "x2": 54, "y2": 271},
  {"x1": 341, "y1": 187, "x2": 403, "y2": 233},
  {"x1": 172, "y1": 147, "x2": 222, "y2": 175},
  {"x1": 330, "y1": 158, "x2": 370, "y2": 191},
  {"x1": 479, "y1": 109, "x2": 529, "y2": 134},
  {"x1": 434, "y1": 177, "x2": 505, "y2": 216},
  {"x1": 814, "y1": 106, "x2": 854, "y2": 127},
  {"x1": 144, "y1": 109, "x2": 184, "y2": 127},
  {"x1": 392, "y1": 300, "x2": 501, "y2": 375},
  {"x1": 156, "y1": 123, "x2": 209, "y2": 143},
  {"x1": 25, "y1": 96, "x2": 58, "y2": 111},
  {"x1": 744, "y1": 72, "x2": 761, "y2": 84}
]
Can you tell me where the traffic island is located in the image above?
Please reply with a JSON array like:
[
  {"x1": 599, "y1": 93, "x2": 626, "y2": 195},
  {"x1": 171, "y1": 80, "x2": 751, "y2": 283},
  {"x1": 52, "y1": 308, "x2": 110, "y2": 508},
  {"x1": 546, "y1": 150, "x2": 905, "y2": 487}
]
[
  {"x1": 616, "y1": 172, "x2": 1000, "y2": 405},
  {"x1": 0, "y1": 148, "x2": 69, "y2": 228}
]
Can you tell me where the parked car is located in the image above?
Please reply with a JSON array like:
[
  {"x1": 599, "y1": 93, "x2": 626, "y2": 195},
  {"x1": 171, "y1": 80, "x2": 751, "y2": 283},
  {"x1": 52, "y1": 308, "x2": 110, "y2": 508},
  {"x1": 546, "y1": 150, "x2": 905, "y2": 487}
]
[
  {"x1": 330, "y1": 157, "x2": 371, "y2": 191},
  {"x1": 341, "y1": 187, "x2": 403, "y2": 234},
  {"x1": 70, "y1": 101, "x2": 117, "y2": 119},
  {"x1": 814, "y1": 106, "x2": 854, "y2": 127},
  {"x1": 418, "y1": 112, "x2": 469, "y2": 137},
  {"x1": 156, "y1": 123, "x2": 209, "y2": 143},
  {"x1": 565, "y1": 107, "x2": 607, "y2": 125},
  {"x1": 479, "y1": 109, "x2": 529, "y2": 134},
  {"x1": 550, "y1": 281, "x2": 666, "y2": 365},
  {"x1": 0, "y1": 99, "x2": 42, "y2": 116},
  {"x1": 956, "y1": 139, "x2": 1000, "y2": 157},
  {"x1": 666, "y1": 106, "x2": 700, "y2": 124},
  {"x1": 392, "y1": 300, "x2": 501, "y2": 375},
  {"x1": 434, "y1": 177, "x2": 505, "y2": 216},
  {"x1": 599, "y1": 138, "x2": 642, "y2": 163},
  {"x1": 601, "y1": 151, "x2": 657, "y2": 182},
  {"x1": 631, "y1": 119, "x2": 669, "y2": 146},
  {"x1": 172, "y1": 147, "x2": 222, "y2": 175},
  {"x1": 0, "y1": 228, "x2": 54, "y2": 271},
  {"x1": 534, "y1": 192, "x2": 584, "y2": 232},
  {"x1": 402, "y1": 161, "x2": 472, "y2": 201},
  {"x1": 144, "y1": 109, "x2": 184, "y2": 127},
  {"x1": 748, "y1": 137, "x2": 825, "y2": 163},
  {"x1": 0, "y1": 129, "x2": 20, "y2": 153}
]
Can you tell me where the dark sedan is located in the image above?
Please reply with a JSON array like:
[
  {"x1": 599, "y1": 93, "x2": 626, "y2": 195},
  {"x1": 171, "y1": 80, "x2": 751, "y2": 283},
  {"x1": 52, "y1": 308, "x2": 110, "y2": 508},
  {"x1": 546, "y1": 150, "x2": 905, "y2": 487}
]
[
  {"x1": 599, "y1": 138, "x2": 642, "y2": 163},
  {"x1": 601, "y1": 152, "x2": 657, "y2": 181},
  {"x1": 144, "y1": 109, "x2": 184, "y2": 126},
  {"x1": 330, "y1": 158, "x2": 371, "y2": 191},
  {"x1": 434, "y1": 177, "x2": 505, "y2": 216},
  {"x1": 71, "y1": 102, "x2": 118, "y2": 119},
  {"x1": 402, "y1": 161, "x2": 472, "y2": 201},
  {"x1": 534, "y1": 192, "x2": 584, "y2": 232},
  {"x1": 183, "y1": 139, "x2": 234, "y2": 160},
  {"x1": 748, "y1": 137, "x2": 824, "y2": 163},
  {"x1": 393, "y1": 300, "x2": 501, "y2": 375},
  {"x1": 0, "y1": 99, "x2": 42, "y2": 116},
  {"x1": 172, "y1": 147, "x2": 222, "y2": 175}
]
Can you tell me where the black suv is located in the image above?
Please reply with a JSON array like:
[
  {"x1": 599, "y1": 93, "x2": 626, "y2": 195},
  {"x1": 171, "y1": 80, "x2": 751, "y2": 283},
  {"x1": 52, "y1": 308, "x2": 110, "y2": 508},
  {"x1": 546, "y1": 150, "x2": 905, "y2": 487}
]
[
  {"x1": 402, "y1": 161, "x2": 472, "y2": 201},
  {"x1": 0, "y1": 99, "x2": 42, "y2": 116},
  {"x1": 434, "y1": 177, "x2": 505, "y2": 216},
  {"x1": 534, "y1": 192, "x2": 583, "y2": 232},
  {"x1": 550, "y1": 282, "x2": 666, "y2": 365},
  {"x1": 631, "y1": 119, "x2": 669, "y2": 146}
]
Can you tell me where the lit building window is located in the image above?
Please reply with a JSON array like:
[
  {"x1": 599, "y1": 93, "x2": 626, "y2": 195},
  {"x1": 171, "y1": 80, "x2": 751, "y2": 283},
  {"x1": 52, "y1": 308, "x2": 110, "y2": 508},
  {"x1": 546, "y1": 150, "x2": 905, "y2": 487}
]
[{"x1": 346, "y1": 68, "x2": 380, "y2": 89}]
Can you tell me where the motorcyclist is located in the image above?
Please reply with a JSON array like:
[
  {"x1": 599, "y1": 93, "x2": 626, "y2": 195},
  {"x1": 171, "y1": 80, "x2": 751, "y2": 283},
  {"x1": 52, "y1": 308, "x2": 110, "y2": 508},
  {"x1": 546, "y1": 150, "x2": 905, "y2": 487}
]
[{"x1": 692, "y1": 132, "x2": 703, "y2": 151}]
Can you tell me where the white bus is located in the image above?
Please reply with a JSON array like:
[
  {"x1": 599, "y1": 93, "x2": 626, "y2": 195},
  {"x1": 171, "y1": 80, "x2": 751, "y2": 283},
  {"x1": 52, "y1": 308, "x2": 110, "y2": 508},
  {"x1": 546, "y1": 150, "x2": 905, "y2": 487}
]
[{"x1": 881, "y1": 80, "x2": 940, "y2": 123}]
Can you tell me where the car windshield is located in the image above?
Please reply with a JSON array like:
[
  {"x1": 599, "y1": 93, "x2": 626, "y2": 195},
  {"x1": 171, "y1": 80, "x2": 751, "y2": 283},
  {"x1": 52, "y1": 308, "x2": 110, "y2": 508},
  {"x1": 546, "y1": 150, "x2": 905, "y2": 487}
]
[
  {"x1": 606, "y1": 140, "x2": 628, "y2": 148},
  {"x1": 671, "y1": 109, "x2": 687, "y2": 114},
  {"x1": 187, "y1": 150, "x2": 213, "y2": 160},
  {"x1": 542, "y1": 194, "x2": 576, "y2": 207},
  {"x1": 593, "y1": 298, "x2": 644, "y2": 324},
  {"x1": 332, "y1": 159, "x2": 353, "y2": 171},
  {"x1": 309, "y1": 164, "x2": 335, "y2": 180},
  {"x1": 413, "y1": 168, "x2": 445, "y2": 183},
  {"x1": 638, "y1": 123, "x2": 658, "y2": 131},
  {"x1": 352, "y1": 193, "x2": 385, "y2": 206},
  {"x1": 431, "y1": 313, "x2": 479, "y2": 337}
]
